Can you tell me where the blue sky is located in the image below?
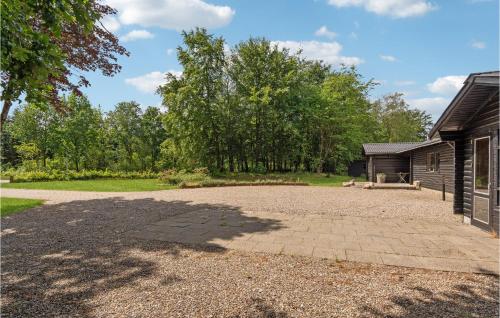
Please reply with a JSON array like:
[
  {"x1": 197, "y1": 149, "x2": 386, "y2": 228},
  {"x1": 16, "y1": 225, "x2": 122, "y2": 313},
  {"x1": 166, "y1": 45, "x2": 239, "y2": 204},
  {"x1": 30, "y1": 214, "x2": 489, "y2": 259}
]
[{"x1": 83, "y1": 0, "x2": 498, "y2": 120}]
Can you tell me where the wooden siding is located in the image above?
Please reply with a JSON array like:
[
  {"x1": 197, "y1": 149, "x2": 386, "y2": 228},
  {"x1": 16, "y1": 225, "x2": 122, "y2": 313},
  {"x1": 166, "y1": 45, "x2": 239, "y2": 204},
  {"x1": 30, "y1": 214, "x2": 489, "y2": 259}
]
[
  {"x1": 411, "y1": 143, "x2": 455, "y2": 193},
  {"x1": 370, "y1": 155, "x2": 410, "y2": 183},
  {"x1": 462, "y1": 98, "x2": 499, "y2": 233},
  {"x1": 454, "y1": 138, "x2": 465, "y2": 213}
]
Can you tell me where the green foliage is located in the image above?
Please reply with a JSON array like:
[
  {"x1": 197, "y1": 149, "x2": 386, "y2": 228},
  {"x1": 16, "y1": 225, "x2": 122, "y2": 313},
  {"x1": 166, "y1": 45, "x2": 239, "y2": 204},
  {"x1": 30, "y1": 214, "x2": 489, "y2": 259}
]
[
  {"x1": 2, "y1": 29, "x2": 433, "y2": 178},
  {"x1": 372, "y1": 93, "x2": 433, "y2": 142},
  {"x1": 5, "y1": 169, "x2": 159, "y2": 183},
  {"x1": 158, "y1": 169, "x2": 208, "y2": 185},
  {"x1": 159, "y1": 30, "x2": 395, "y2": 174},
  {"x1": 1, "y1": 0, "x2": 128, "y2": 128}
]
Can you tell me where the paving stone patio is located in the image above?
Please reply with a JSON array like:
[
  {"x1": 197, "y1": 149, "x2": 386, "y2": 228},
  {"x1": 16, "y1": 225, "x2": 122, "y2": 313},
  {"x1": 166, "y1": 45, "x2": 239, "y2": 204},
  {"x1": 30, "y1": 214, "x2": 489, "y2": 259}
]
[{"x1": 127, "y1": 208, "x2": 499, "y2": 274}]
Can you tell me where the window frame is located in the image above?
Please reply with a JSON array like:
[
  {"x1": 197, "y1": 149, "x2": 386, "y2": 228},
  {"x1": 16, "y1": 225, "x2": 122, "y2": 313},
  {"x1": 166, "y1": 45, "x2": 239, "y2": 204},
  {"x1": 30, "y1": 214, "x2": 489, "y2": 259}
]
[
  {"x1": 473, "y1": 136, "x2": 490, "y2": 194},
  {"x1": 426, "y1": 152, "x2": 433, "y2": 172}
]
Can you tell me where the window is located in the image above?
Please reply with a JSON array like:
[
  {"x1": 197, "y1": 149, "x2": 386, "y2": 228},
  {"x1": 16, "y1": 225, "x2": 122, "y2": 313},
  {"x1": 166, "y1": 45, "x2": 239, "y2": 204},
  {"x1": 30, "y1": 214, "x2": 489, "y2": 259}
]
[
  {"x1": 426, "y1": 153, "x2": 433, "y2": 171},
  {"x1": 474, "y1": 137, "x2": 489, "y2": 193},
  {"x1": 426, "y1": 152, "x2": 439, "y2": 172}
]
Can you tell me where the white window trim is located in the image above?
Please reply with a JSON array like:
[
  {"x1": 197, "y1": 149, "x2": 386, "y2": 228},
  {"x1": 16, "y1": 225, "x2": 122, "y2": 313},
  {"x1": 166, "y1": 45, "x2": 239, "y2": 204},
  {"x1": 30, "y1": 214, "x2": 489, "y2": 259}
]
[
  {"x1": 473, "y1": 136, "x2": 490, "y2": 225},
  {"x1": 473, "y1": 136, "x2": 490, "y2": 195}
]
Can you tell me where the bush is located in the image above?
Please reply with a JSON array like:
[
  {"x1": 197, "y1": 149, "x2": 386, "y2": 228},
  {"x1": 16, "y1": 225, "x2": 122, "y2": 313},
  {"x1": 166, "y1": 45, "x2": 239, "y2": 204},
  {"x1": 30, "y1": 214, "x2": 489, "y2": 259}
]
[
  {"x1": 193, "y1": 167, "x2": 209, "y2": 175},
  {"x1": 251, "y1": 163, "x2": 267, "y2": 174},
  {"x1": 6, "y1": 169, "x2": 159, "y2": 183},
  {"x1": 158, "y1": 169, "x2": 208, "y2": 185}
]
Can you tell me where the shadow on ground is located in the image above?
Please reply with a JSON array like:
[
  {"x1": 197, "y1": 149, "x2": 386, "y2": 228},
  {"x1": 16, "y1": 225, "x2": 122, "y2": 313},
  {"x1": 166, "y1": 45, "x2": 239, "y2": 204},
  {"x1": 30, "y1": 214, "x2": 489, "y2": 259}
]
[
  {"x1": 361, "y1": 278, "x2": 498, "y2": 317},
  {"x1": 0, "y1": 197, "x2": 283, "y2": 317}
]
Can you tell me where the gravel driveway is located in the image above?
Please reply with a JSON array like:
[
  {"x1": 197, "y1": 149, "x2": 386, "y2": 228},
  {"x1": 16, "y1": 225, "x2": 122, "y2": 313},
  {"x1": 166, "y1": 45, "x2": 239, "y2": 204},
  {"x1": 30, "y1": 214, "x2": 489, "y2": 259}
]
[
  {"x1": 1, "y1": 186, "x2": 497, "y2": 317},
  {"x1": 1, "y1": 186, "x2": 460, "y2": 221}
]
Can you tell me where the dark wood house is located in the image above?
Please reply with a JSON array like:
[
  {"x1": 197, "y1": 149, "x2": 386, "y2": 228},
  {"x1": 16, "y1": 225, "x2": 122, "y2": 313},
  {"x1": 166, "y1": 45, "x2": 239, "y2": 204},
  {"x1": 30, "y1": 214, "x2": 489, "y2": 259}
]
[
  {"x1": 428, "y1": 71, "x2": 499, "y2": 233},
  {"x1": 362, "y1": 71, "x2": 499, "y2": 234}
]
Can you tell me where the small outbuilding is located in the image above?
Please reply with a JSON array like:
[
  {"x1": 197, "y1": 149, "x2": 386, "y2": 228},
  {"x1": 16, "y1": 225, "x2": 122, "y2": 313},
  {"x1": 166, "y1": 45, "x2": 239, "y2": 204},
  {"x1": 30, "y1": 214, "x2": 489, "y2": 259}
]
[{"x1": 362, "y1": 142, "x2": 418, "y2": 183}]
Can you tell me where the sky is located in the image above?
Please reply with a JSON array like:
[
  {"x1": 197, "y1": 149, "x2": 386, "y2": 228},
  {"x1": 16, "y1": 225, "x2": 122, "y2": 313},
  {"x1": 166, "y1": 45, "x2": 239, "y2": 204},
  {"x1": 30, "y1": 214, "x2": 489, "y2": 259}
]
[{"x1": 82, "y1": 0, "x2": 499, "y2": 120}]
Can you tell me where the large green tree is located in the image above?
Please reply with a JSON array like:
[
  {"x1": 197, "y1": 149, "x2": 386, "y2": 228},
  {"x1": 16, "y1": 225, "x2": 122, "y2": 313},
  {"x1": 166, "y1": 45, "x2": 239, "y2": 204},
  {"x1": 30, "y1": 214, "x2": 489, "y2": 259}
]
[
  {"x1": 372, "y1": 93, "x2": 433, "y2": 142},
  {"x1": 0, "y1": 0, "x2": 128, "y2": 129},
  {"x1": 140, "y1": 107, "x2": 167, "y2": 171},
  {"x1": 9, "y1": 104, "x2": 60, "y2": 167},
  {"x1": 161, "y1": 28, "x2": 226, "y2": 171},
  {"x1": 58, "y1": 94, "x2": 101, "y2": 171},
  {"x1": 314, "y1": 68, "x2": 376, "y2": 173},
  {"x1": 107, "y1": 101, "x2": 143, "y2": 170}
]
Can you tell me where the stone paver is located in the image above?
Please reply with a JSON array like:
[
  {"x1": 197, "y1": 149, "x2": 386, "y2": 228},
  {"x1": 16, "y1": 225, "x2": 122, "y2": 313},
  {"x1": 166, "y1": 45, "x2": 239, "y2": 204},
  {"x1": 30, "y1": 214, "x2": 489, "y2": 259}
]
[{"x1": 128, "y1": 209, "x2": 499, "y2": 274}]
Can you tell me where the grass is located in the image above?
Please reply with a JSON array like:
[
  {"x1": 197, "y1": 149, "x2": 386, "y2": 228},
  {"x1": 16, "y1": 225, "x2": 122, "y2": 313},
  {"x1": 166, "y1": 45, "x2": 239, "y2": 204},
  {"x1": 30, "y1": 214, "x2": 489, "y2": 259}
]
[
  {"x1": 1, "y1": 197, "x2": 44, "y2": 217},
  {"x1": 1, "y1": 173, "x2": 366, "y2": 192},
  {"x1": 291, "y1": 173, "x2": 366, "y2": 187},
  {"x1": 2, "y1": 178, "x2": 177, "y2": 192}
]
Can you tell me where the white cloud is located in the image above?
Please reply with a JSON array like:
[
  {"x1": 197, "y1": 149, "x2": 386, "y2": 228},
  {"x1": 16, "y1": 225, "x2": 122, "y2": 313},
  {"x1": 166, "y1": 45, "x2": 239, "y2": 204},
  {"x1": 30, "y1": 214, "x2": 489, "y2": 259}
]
[
  {"x1": 349, "y1": 32, "x2": 358, "y2": 39},
  {"x1": 327, "y1": 0, "x2": 436, "y2": 18},
  {"x1": 379, "y1": 54, "x2": 397, "y2": 62},
  {"x1": 105, "y1": 0, "x2": 235, "y2": 31},
  {"x1": 120, "y1": 30, "x2": 155, "y2": 42},
  {"x1": 394, "y1": 80, "x2": 416, "y2": 86},
  {"x1": 407, "y1": 96, "x2": 449, "y2": 118},
  {"x1": 101, "y1": 15, "x2": 121, "y2": 32},
  {"x1": 166, "y1": 48, "x2": 175, "y2": 55},
  {"x1": 125, "y1": 70, "x2": 182, "y2": 93},
  {"x1": 427, "y1": 75, "x2": 466, "y2": 95},
  {"x1": 315, "y1": 26, "x2": 337, "y2": 39},
  {"x1": 271, "y1": 40, "x2": 363, "y2": 66},
  {"x1": 471, "y1": 40, "x2": 486, "y2": 49}
]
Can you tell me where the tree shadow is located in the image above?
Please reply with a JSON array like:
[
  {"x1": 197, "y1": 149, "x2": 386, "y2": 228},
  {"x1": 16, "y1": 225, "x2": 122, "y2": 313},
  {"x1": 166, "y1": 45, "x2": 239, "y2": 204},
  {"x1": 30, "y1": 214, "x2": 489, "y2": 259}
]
[
  {"x1": 361, "y1": 280, "x2": 499, "y2": 317},
  {"x1": 229, "y1": 297, "x2": 289, "y2": 318},
  {"x1": 1, "y1": 197, "x2": 284, "y2": 317}
]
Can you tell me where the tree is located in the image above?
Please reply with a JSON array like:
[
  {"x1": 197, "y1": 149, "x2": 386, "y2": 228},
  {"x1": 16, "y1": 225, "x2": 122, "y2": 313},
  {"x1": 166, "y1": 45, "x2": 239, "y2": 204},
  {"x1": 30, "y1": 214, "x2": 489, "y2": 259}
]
[
  {"x1": 9, "y1": 104, "x2": 60, "y2": 168},
  {"x1": 314, "y1": 67, "x2": 375, "y2": 173},
  {"x1": 141, "y1": 107, "x2": 167, "y2": 170},
  {"x1": 372, "y1": 93, "x2": 433, "y2": 142},
  {"x1": 107, "y1": 101, "x2": 143, "y2": 170},
  {"x1": 1, "y1": 0, "x2": 128, "y2": 129},
  {"x1": 0, "y1": 119, "x2": 20, "y2": 167},
  {"x1": 59, "y1": 94, "x2": 101, "y2": 171},
  {"x1": 161, "y1": 28, "x2": 226, "y2": 171}
]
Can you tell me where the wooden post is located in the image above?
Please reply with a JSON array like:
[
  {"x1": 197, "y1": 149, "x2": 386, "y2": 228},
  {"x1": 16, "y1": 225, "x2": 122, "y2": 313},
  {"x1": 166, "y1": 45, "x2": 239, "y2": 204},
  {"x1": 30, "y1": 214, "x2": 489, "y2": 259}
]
[{"x1": 442, "y1": 175, "x2": 446, "y2": 201}]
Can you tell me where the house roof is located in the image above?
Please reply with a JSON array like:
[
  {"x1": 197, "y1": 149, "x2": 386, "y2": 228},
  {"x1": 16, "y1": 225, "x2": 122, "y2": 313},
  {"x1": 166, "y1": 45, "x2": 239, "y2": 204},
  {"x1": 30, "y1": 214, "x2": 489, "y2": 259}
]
[
  {"x1": 429, "y1": 71, "x2": 499, "y2": 139},
  {"x1": 395, "y1": 139, "x2": 444, "y2": 153},
  {"x1": 362, "y1": 142, "x2": 423, "y2": 155}
]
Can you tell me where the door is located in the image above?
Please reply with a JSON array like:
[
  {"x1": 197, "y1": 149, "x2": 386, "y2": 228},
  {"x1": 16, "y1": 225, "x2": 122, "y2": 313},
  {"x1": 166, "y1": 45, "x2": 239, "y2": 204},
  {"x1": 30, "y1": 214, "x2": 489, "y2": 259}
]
[{"x1": 472, "y1": 136, "x2": 492, "y2": 229}]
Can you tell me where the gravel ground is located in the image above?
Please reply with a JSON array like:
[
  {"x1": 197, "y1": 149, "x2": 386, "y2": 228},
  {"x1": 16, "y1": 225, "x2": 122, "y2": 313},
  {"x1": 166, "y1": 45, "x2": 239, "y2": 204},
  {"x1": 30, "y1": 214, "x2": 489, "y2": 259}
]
[
  {"x1": 1, "y1": 185, "x2": 460, "y2": 222},
  {"x1": 1, "y1": 188, "x2": 497, "y2": 317}
]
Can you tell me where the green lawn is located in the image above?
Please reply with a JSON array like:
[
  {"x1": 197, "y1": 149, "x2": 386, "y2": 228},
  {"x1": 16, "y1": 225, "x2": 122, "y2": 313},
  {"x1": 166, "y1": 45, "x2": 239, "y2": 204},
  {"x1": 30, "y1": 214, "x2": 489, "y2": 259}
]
[
  {"x1": 1, "y1": 197, "x2": 44, "y2": 217},
  {"x1": 2, "y1": 178, "x2": 177, "y2": 192},
  {"x1": 1, "y1": 174, "x2": 366, "y2": 192},
  {"x1": 293, "y1": 173, "x2": 366, "y2": 186}
]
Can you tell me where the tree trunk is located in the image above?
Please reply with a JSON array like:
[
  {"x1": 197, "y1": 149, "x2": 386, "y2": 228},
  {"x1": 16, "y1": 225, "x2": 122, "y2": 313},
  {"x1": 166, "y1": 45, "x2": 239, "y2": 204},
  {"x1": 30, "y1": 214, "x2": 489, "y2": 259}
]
[{"x1": 1, "y1": 99, "x2": 12, "y2": 131}]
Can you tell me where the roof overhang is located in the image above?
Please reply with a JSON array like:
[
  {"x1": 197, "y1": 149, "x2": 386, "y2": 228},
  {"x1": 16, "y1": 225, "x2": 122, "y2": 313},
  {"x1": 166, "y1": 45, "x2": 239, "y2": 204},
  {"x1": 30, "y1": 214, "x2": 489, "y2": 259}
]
[{"x1": 429, "y1": 71, "x2": 499, "y2": 139}]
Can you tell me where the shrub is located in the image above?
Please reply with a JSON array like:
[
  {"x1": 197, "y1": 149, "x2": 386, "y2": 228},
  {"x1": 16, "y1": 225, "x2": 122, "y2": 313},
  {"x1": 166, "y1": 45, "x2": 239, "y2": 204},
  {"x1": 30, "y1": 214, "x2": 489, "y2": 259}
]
[
  {"x1": 158, "y1": 169, "x2": 208, "y2": 185},
  {"x1": 7, "y1": 169, "x2": 159, "y2": 183},
  {"x1": 252, "y1": 163, "x2": 267, "y2": 174},
  {"x1": 193, "y1": 167, "x2": 209, "y2": 176}
]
